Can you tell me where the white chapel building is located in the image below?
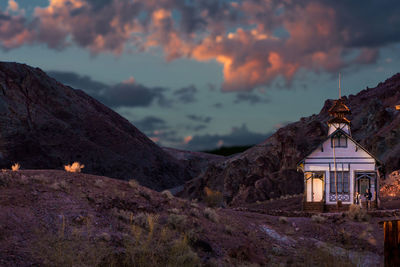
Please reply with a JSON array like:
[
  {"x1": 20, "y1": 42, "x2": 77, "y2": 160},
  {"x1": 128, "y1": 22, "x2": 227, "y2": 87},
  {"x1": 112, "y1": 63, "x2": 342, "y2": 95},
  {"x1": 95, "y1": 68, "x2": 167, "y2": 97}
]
[{"x1": 297, "y1": 98, "x2": 383, "y2": 211}]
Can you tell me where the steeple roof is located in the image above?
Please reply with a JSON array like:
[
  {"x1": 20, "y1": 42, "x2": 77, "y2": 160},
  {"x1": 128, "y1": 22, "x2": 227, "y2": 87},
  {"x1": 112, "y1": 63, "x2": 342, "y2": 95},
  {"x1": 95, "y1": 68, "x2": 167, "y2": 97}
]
[{"x1": 328, "y1": 98, "x2": 351, "y2": 124}]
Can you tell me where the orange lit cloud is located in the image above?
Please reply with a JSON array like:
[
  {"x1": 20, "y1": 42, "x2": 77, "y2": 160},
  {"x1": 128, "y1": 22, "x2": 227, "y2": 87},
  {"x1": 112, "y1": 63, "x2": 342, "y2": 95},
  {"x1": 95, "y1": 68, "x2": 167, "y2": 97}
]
[
  {"x1": 183, "y1": 135, "x2": 193, "y2": 144},
  {"x1": 7, "y1": 0, "x2": 19, "y2": 12}
]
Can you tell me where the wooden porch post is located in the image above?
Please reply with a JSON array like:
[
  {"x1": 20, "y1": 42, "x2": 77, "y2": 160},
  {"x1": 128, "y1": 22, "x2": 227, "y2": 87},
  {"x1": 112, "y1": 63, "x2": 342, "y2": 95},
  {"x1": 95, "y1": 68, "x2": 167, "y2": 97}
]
[{"x1": 311, "y1": 174, "x2": 314, "y2": 202}]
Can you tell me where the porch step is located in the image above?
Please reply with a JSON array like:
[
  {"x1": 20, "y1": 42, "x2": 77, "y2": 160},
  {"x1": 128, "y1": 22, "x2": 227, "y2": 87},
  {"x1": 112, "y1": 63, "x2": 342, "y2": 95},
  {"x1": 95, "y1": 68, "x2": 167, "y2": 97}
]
[{"x1": 303, "y1": 202, "x2": 324, "y2": 212}]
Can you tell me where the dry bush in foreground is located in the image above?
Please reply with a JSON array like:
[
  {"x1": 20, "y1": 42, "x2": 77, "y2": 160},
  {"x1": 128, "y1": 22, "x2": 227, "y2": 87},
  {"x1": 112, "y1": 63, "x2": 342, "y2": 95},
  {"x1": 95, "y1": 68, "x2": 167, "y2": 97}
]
[
  {"x1": 161, "y1": 190, "x2": 174, "y2": 200},
  {"x1": 311, "y1": 214, "x2": 327, "y2": 223},
  {"x1": 122, "y1": 213, "x2": 200, "y2": 267},
  {"x1": 33, "y1": 212, "x2": 200, "y2": 267},
  {"x1": 279, "y1": 216, "x2": 288, "y2": 224},
  {"x1": 204, "y1": 187, "x2": 224, "y2": 207},
  {"x1": 64, "y1": 162, "x2": 85, "y2": 173},
  {"x1": 204, "y1": 208, "x2": 219, "y2": 223},
  {"x1": 347, "y1": 204, "x2": 369, "y2": 221},
  {"x1": 128, "y1": 179, "x2": 139, "y2": 188},
  {"x1": 11, "y1": 163, "x2": 20, "y2": 171}
]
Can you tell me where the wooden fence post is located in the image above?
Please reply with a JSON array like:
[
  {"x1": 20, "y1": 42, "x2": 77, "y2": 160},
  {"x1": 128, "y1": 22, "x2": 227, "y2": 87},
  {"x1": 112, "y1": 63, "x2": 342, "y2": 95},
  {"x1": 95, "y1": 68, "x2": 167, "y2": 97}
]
[{"x1": 384, "y1": 220, "x2": 400, "y2": 267}]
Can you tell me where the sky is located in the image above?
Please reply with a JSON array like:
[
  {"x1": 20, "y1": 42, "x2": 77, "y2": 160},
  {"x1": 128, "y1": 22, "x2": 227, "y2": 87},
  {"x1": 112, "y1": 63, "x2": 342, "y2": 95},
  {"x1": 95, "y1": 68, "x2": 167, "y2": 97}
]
[{"x1": 0, "y1": 0, "x2": 400, "y2": 151}]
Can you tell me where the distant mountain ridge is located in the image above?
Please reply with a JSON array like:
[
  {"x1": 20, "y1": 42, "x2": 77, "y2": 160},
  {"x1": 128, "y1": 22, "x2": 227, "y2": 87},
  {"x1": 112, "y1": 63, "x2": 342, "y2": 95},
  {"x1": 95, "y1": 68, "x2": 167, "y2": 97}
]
[
  {"x1": 181, "y1": 72, "x2": 400, "y2": 205},
  {"x1": 0, "y1": 62, "x2": 190, "y2": 190}
]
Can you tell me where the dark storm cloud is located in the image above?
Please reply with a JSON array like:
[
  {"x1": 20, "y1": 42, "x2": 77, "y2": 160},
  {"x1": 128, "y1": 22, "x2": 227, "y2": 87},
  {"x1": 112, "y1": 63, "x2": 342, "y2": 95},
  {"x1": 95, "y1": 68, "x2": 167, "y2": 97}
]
[
  {"x1": 47, "y1": 70, "x2": 168, "y2": 108},
  {"x1": 234, "y1": 93, "x2": 270, "y2": 105},
  {"x1": 330, "y1": 0, "x2": 400, "y2": 48},
  {"x1": 99, "y1": 84, "x2": 167, "y2": 108},
  {"x1": 187, "y1": 115, "x2": 212, "y2": 123},
  {"x1": 173, "y1": 85, "x2": 197, "y2": 103},
  {"x1": 133, "y1": 116, "x2": 167, "y2": 132},
  {"x1": 185, "y1": 124, "x2": 272, "y2": 151},
  {"x1": 47, "y1": 71, "x2": 108, "y2": 94}
]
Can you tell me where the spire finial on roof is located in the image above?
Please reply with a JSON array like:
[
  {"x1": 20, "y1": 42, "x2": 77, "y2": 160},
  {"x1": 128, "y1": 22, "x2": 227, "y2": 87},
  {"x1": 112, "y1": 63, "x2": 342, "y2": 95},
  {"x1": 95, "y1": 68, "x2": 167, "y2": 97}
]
[{"x1": 339, "y1": 73, "x2": 341, "y2": 99}]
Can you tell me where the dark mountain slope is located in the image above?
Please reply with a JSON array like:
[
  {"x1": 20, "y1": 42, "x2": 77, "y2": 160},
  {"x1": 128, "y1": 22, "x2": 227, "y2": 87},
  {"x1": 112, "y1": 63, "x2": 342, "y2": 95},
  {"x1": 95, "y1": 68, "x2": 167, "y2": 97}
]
[
  {"x1": 0, "y1": 62, "x2": 189, "y2": 190},
  {"x1": 182, "y1": 73, "x2": 400, "y2": 205}
]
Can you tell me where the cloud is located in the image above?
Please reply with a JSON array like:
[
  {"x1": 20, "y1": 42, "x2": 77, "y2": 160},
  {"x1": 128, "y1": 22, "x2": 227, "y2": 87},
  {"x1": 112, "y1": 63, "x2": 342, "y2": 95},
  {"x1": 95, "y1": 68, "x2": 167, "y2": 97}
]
[
  {"x1": 47, "y1": 70, "x2": 168, "y2": 108},
  {"x1": 234, "y1": 92, "x2": 270, "y2": 105},
  {"x1": 184, "y1": 124, "x2": 272, "y2": 151},
  {"x1": 173, "y1": 85, "x2": 197, "y2": 103},
  {"x1": 7, "y1": 0, "x2": 19, "y2": 12},
  {"x1": 133, "y1": 116, "x2": 166, "y2": 132},
  {"x1": 187, "y1": 114, "x2": 212, "y2": 123},
  {"x1": 2, "y1": 1, "x2": 400, "y2": 91},
  {"x1": 213, "y1": 102, "x2": 223, "y2": 109}
]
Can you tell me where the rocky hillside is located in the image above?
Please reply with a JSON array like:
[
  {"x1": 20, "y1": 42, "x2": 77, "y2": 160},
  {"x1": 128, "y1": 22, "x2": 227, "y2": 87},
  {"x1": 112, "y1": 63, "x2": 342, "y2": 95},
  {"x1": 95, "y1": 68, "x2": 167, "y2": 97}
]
[
  {"x1": 0, "y1": 170, "x2": 384, "y2": 266},
  {"x1": 0, "y1": 62, "x2": 189, "y2": 190},
  {"x1": 182, "y1": 73, "x2": 400, "y2": 205}
]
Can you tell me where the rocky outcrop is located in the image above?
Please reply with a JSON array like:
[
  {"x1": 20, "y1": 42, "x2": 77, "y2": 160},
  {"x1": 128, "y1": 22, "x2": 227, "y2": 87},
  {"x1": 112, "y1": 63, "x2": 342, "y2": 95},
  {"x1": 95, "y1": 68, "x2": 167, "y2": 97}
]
[
  {"x1": 0, "y1": 62, "x2": 189, "y2": 190},
  {"x1": 163, "y1": 147, "x2": 225, "y2": 179},
  {"x1": 182, "y1": 73, "x2": 400, "y2": 205}
]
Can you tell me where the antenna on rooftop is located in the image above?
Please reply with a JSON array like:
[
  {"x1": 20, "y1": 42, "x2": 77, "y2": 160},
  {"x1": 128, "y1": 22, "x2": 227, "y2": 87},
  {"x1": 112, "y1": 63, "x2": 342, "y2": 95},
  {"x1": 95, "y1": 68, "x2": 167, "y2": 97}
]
[{"x1": 339, "y1": 73, "x2": 341, "y2": 99}]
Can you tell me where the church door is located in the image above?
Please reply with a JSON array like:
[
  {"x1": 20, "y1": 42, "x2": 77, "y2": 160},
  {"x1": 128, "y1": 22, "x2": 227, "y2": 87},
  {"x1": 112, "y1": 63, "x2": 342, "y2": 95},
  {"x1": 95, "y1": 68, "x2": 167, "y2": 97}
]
[
  {"x1": 359, "y1": 178, "x2": 370, "y2": 195},
  {"x1": 313, "y1": 178, "x2": 324, "y2": 202},
  {"x1": 306, "y1": 172, "x2": 325, "y2": 202}
]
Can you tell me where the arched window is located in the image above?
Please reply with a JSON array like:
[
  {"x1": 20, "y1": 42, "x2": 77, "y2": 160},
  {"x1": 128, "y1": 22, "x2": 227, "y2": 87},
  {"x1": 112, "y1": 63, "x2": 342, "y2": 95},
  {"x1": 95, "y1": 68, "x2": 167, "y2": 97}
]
[{"x1": 331, "y1": 132, "x2": 347, "y2": 148}]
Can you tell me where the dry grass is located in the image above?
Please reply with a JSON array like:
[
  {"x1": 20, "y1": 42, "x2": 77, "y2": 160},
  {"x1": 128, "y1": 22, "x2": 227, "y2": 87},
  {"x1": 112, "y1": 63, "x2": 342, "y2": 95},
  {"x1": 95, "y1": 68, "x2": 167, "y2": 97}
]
[
  {"x1": 32, "y1": 216, "x2": 109, "y2": 266},
  {"x1": 122, "y1": 213, "x2": 200, "y2": 267},
  {"x1": 311, "y1": 214, "x2": 327, "y2": 223},
  {"x1": 167, "y1": 214, "x2": 187, "y2": 231},
  {"x1": 347, "y1": 204, "x2": 368, "y2": 221},
  {"x1": 64, "y1": 162, "x2": 84, "y2": 173},
  {"x1": 161, "y1": 190, "x2": 174, "y2": 200},
  {"x1": 204, "y1": 186, "x2": 224, "y2": 207},
  {"x1": 11, "y1": 163, "x2": 20, "y2": 171},
  {"x1": 49, "y1": 180, "x2": 69, "y2": 192},
  {"x1": 279, "y1": 216, "x2": 289, "y2": 224},
  {"x1": 204, "y1": 207, "x2": 219, "y2": 223},
  {"x1": 128, "y1": 179, "x2": 139, "y2": 188}
]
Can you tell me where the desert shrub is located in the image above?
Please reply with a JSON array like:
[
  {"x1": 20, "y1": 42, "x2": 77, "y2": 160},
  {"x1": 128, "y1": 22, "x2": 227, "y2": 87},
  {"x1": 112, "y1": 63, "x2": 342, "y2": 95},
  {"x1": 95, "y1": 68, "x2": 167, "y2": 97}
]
[
  {"x1": 204, "y1": 187, "x2": 224, "y2": 207},
  {"x1": 168, "y1": 208, "x2": 180, "y2": 214},
  {"x1": 190, "y1": 201, "x2": 199, "y2": 208},
  {"x1": 132, "y1": 213, "x2": 158, "y2": 231},
  {"x1": 94, "y1": 179, "x2": 104, "y2": 188},
  {"x1": 189, "y1": 208, "x2": 201, "y2": 218},
  {"x1": 161, "y1": 190, "x2": 174, "y2": 200},
  {"x1": 225, "y1": 225, "x2": 234, "y2": 235},
  {"x1": 32, "y1": 217, "x2": 109, "y2": 266},
  {"x1": 347, "y1": 204, "x2": 368, "y2": 221},
  {"x1": 167, "y1": 214, "x2": 187, "y2": 230},
  {"x1": 64, "y1": 162, "x2": 84, "y2": 173},
  {"x1": 0, "y1": 173, "x2": 10, "y2": 187},
  {"x1": 11, "y1": 163, "x2": 20, "y2": 171},
  {"x1": 128, "y1": 179, "x2": 139, "y2": 188},
  {"x1": 204, "y1": 208, "x2": 219, "y2": 223},
  {"x1": 139, "y1": 190, "x2": 151, "y2": 200},
  {"x1": 311, "y1": 214, "x2": 326, "y2": 223},
  {"x1": 279, "y1": 216, "x2": 288, "y2": 224},
  {"x1": 111, "y1": 208, "x2": 133, "y2": 223},
  {"x1": 123, "y1": 229, "x2": 200, "y2": 267},
  {"x1": 49, "y1": 180, "x2": 69, "y2": 192}
]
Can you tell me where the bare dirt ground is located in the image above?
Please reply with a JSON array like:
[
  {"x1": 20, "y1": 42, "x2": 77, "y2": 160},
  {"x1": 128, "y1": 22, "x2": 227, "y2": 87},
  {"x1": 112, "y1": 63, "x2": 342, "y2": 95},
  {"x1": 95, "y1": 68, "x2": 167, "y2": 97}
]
[{"x1": 0, "y1": 170, "x2": 396, "y2": 266}]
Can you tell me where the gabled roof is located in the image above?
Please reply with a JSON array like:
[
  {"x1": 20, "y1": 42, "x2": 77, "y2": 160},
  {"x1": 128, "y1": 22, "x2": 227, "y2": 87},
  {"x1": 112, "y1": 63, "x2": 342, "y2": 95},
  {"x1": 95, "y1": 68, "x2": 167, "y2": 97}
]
[
  {"x1": 297, "y1": 128, "x2": 382, "y2": 167},
  {"x1": 328, "y1": 98, "x2": 351, "y2": 115},
  {"x1": 328, "y1": 117, "x2": 351, "y2": 124}
]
